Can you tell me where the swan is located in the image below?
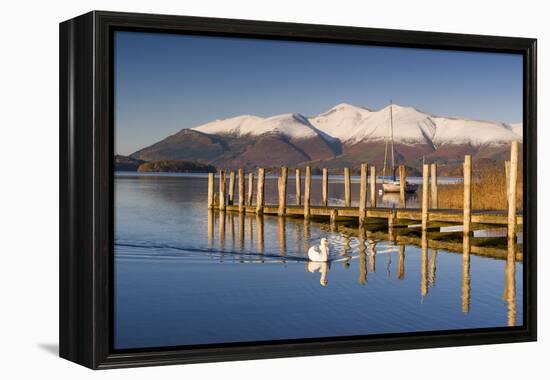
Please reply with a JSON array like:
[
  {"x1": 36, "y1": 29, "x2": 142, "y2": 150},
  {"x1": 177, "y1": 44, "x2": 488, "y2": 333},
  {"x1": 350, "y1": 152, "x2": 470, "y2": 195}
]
[{"x1": 308, "y1": 238, "x2": 329, "y2": 262}]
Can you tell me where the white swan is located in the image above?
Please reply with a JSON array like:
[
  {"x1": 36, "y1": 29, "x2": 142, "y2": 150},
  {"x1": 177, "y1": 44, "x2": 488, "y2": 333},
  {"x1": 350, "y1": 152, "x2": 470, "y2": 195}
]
[{"x1": 308, "y1": 238, "x2": 329, "y2": 262}]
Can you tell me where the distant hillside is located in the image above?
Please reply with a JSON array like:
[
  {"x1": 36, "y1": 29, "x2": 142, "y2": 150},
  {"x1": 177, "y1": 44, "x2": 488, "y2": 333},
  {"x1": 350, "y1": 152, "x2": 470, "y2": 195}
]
[
  {"x1": 129, "y1": 103, "x2": 522, "y2": 172},
  {"x1": 137, "y1": 160, "x2": 216, "y2": 173},
  {"x1": 115, "y1": 155, "x2": 145, "y2": 171}
]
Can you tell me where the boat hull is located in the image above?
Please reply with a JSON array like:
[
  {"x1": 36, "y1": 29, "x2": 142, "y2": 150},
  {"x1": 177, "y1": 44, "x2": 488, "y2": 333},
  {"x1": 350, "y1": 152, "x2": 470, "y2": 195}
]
[{"x1": 382, "y1": 182, "x2": 417, "y2": 193}]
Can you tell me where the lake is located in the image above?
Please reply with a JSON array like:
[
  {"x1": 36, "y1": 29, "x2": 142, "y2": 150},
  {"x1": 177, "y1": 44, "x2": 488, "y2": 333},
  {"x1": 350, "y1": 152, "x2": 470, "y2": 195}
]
[{"x1": 114, "y1": 172, "x2": 522, "y2": 350}]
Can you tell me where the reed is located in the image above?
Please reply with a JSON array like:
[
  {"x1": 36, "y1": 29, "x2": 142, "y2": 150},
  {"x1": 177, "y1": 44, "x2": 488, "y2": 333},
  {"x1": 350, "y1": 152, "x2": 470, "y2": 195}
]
[{"x1": 438, "y1": 167, "x2": 523, "y2": 210}]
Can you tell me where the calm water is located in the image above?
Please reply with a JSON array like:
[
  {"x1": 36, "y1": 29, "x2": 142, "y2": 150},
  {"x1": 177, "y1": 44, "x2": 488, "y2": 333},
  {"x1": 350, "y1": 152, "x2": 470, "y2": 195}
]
[{"x1": 114, "y1": 172, "x2": 522, "y2": 350}]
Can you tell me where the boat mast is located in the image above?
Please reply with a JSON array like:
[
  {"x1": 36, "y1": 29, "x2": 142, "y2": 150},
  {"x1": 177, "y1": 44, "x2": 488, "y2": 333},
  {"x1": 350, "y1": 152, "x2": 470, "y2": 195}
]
[{"x1": 390, "y1": 100, "x2": 395, "y2": 180}]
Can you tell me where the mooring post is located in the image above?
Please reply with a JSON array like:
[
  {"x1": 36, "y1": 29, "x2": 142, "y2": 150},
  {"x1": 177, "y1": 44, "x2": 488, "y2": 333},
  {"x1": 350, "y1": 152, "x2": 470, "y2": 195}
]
[
  {"x1": 207, "y1": 173, "x2": 215, "y2": 209},
  {"x1": 430, "y1": 163, "x2": 438, "y2": 209},
  {"x1": 505, "y1": 160, "x2": 511, "y2": 206},
  {"x1": 247, "y1": 172, "x2": 254, "y2": 207},
  {"x1": 421, "y1": 164, "x2": 429, "y2": 230},
  {"x1": 508, "y1": 141, "x2": 519, "y2": 240},
  {"x1": 463, "y1": 155, "x2": 472, "y2": 235},
  {"x1": 238, "y1": 169, "x2": 245, "y2": 212},
  {"x1": 388, "y1": 209, "x2": 397, "y2": 242},
  {"x1": 322, "y1": 168, "x2": 328, "y2": 207},
  {"x1": 256, "y1": 168, "x2": 265, "y2": 215},
  {"x1": 399, "y1": 164, "x2": 406, "y2": 208},
  {"x1": 370, "y1": 166, "x2": 377, "y2": 207},
  {"x1": 278, "y1": 166, "x2": 288, "y2": 216},
  {"x1": 359, "y1": 163, "x2": 368, "y2": 226},
  {"x1": 304, "y1": 166, "x2": 311, "y2": 219},
  {"x1": 219, "y1": 169, "x2": 226, "y2": 211},
  {"x1": 228, "y1": 171, "x2": 235, "y2": 206},
  {"x1": 421, "y1": 230, "x2": 428, "y2": 297},
  {"x1": 344, "y1": 167, "x2": 351, "y2": 207},
  {"x1": 295, "y1": 168, "x2": 302, "y2": 206}
]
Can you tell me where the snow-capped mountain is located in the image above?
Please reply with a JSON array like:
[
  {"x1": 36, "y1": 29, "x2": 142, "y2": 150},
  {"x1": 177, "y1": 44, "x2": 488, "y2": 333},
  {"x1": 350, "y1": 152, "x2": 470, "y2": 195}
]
[{"x1": 130, "y1": 103, "x2": 522, "y2": 171}]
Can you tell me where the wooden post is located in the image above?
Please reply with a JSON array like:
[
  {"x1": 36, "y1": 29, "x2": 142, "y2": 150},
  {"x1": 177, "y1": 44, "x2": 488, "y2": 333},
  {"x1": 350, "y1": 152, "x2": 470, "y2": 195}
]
[
  {"x1": 228, "y1": 171, "x2": 235, "y2": 205},
  {"x1": 256, "y1": 168, "x2": 265, "y2": 215},
  {"x1": 421, "y1": 230, "x2": 428, "y2": 297},
  {"x1": 370, "y1": 166, "x2": 376, "y2": 207},
  {"x1": 359, "y1": 163, "x2": 368, "y2": 226},
  {"x1": 430, "y1": 163, "x2": 438, "y2": 209},
  {"x1": 247, "y1": 173, "x2": 254, "y2": 206},
  {"x1": 463, "y1": 155, "x2": 472, "y2": 235},
  {"x1": 399, "y1": 165, "x2": 406, "y2": 208},
  {"x1": 207, "y1": 210, "x2": 214, "y2": 248},
  {"x1": 278, "y1": 166, "x2": 288, "y2": 216},
  {"x1": 508, "y1": 141, "x2": 519, "y2": 240},
  {"x1": 388, "y1": 209, "x2": 397, "y2": 242},
  {"x1": 207, "y1": 173, "x2": 215, "y2": 209},
  {"x1": 218, "y1": 169, "x2": 226, "y2": 211},
  {"x1": 505, "y1": 160, "x2": 511, "y2": 206},
  {"x1": 344, "y1": 167, "x2": 351, "y2": 207},
  {"x1": 422, "y1": 164, "x2": 429, "y2": 230},
  {"x1": 397, "y1": 245, "x2": 405, "y2": 280},
  {"x1": 322, "y1": 168, "x2": 328, "y2": 207},
  {"x1": 238, "y1": 169, "x2": 245, "y2": 212},
  {"x1": 295, "y1": 169, "x2": 302, "y2": 206},
  {"x1": 304, "y1": 166, "x2": 311, "y2": 219}
]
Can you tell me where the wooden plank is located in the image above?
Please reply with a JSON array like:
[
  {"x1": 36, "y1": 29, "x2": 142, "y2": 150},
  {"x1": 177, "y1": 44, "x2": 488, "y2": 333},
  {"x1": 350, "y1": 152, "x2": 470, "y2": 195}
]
[
  {"x1": 295, "y1": 168, "x2": 301, "y2": 206},
  {"x1": 256, "y1": 168, "x2": 265, "y2": 215},
  {"x1": 207, "y1": 173, "x2": 215, "y2": 209},
  {"x1": 508, "y1": 141, "x2": 519, "y2": 239},
  {"x1": 463, "y1": 155, "x2": 472, "y2": 234},
  {"x1": 344, "y1": 167, "x2": 351, "y2": 207},
  {"x1": 304, "y1": 166, "x2": 311, "y2": 219},
  {"x1": 322, "y1": 168, "x2": 328, "y2": 207},
  {"x1": 359, "y1": 163, "x2": 368, "y2": 226},
  {"x1": 422, "y1": 164, "x2": 429, "y2": 230},
  {"x1": 431, "y1": 163, "x2": 438, "y2": 209},
  {"x1": 399, "y1": 165, "x2": 406, "y2": 208},
  {"x1": 238, "y1": 169, "x2": 244, "y2": 212},
  {"x1": 278, "y1": 166, "x2": 288, "y2": 216}
]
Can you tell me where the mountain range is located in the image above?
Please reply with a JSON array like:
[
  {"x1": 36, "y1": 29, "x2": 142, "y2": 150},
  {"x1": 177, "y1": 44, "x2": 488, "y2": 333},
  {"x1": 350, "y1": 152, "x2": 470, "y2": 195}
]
[{"x1": 129, "y1": 103, "x2": 522, "y2": 174}]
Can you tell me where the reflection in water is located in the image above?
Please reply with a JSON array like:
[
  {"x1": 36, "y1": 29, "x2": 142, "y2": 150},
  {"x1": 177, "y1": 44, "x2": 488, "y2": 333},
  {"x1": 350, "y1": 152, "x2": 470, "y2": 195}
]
[
  {"x1": 421, "y1": 230, "x2": 428, "y2": 298},
  {"x1": 208, "y1": 209, "x2": 520, "y2": 324},
  {"x1": 238, "y1": 213, "x2": 245, "y2": 252},
  {"x1": 358, "y1": 228, "x2": 367, "y2": 285},
  {"x1": 429, "y1": 249, "x2": 438, "y2": 288},
  {"x1": 207, "y1": 210, "x2": 214, "y2": 248},
  {"x1": 368, "y1": 240, "x2": 376, "y2": 273},
  {"x1": 307, "y1": 261, "x2": 329, "y2": 287},
  {"x1": 256, "y1": 214, "x2": 264, "y2": 254},
  {"x1": 398, "y1": 245, "x2": 405, "y2": 280},
  {"x1": 462, "y1": 233, "x2": 471, "y2": 313},
  {"x1": 219, "y1": 211, "x2": 226, "y2": 249},
  {"x1": 505, "y1": 238, "x2": 517, "y2": 326},
  {"x1": 278, "y1": 217, "x2": 286, "y2": 256}
]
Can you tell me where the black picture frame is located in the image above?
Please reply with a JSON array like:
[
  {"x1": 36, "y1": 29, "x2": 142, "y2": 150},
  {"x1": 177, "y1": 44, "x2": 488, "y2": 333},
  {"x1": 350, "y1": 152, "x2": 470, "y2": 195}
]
[{"x1": 59, "y1": 10, "x2": 537, "y2": 369}]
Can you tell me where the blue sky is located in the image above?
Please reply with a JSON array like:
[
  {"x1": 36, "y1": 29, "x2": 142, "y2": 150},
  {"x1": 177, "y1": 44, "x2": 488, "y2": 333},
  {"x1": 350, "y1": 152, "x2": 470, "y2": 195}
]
[{"x1": 114, "y1": 31, "x2": 523, "y2": 155}]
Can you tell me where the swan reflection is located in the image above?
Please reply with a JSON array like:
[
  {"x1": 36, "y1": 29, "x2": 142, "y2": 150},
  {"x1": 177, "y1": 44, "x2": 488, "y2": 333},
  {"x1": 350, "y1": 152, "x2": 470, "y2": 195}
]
[{"x1": 306, "y1": 261, "x2": 329, "y2": 287}]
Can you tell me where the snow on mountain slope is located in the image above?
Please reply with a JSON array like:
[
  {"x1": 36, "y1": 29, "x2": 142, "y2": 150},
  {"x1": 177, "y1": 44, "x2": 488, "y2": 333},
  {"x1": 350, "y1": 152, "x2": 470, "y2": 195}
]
[
  {"x1": 431, "y1": 117, "x2": 520, "y2": 146},
  {"x1": 310, "y1": 103, "x2": 436, "y2": 145},
  {"x1": 191, "y1": 103, "x2": 521, "y2": 147},
  {"x1": 510, "y1": 122, "x2": 523, "y2": 137},
  {"x1": 193, "y1": 113, "x2": 332, "y2": 141}
]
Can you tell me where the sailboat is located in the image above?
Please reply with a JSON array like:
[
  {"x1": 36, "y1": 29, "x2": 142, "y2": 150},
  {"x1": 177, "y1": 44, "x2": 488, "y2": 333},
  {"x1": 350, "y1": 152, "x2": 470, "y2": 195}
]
[{"x1": 381, "y1": 101, "x2": 418, "y2": 194}]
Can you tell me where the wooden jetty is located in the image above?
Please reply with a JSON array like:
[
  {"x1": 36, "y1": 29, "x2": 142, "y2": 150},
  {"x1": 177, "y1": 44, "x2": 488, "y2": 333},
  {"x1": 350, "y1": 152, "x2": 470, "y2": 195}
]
[{"x1": 208, "y1": 141, "x2": 522, "y2": 238}]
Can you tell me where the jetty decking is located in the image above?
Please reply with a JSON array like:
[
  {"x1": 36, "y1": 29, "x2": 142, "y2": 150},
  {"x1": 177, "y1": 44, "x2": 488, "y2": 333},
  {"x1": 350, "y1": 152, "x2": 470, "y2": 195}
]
[{"x1": 207, "y1": 141, "x2": 521, "y2": 239}]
